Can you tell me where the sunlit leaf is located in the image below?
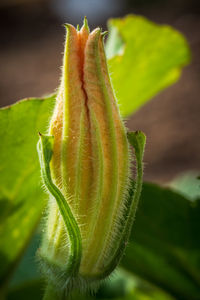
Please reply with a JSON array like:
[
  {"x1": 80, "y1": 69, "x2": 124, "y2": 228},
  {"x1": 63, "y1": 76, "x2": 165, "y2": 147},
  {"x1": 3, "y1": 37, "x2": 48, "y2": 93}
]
[
  {"x1": 106, "y1": 15, "x2": 190, "y2": 116},
  {"x1": 0, "y1": 95, "x2": 55, "y2": 289}
]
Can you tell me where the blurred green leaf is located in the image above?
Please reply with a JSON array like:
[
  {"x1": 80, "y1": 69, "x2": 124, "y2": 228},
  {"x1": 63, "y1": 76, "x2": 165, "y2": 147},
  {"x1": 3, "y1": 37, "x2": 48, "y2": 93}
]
[
  {"x1": 9, "y1": 232, "x2": 41, "y2": 287},
  {"x1": 169, "y1": 172, "x2": 200, "y2": 201},
  {"x1": 0, "y1": 95, "x2": 55, "y2": 290},
  {"x1": 121, "y1": 182, "x2": 200, "y2": 299},
  {"x1": 106, "y1": 15, "x2": 191, "y2": 116},
  {"x1": 7, "y1": 280, "x2": 44, "y2": 300}
]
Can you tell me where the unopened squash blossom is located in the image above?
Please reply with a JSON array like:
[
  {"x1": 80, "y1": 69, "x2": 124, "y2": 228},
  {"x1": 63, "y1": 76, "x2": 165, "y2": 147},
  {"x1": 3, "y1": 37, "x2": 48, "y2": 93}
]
[{"x1": 37, "y1": 18, "x2": 145, "y2": 296}]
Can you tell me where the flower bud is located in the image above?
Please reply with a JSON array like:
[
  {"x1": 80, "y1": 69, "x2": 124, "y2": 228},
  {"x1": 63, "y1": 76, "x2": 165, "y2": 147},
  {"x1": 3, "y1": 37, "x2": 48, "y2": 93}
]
[{"x1": 37, "y1": 18, "x2": 145, "y2": 294}]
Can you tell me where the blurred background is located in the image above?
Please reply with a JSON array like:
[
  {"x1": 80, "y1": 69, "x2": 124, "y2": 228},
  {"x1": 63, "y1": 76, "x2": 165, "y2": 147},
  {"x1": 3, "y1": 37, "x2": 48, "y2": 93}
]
[{"x1": 0, "y1": 0, "x2": 199, "y2": 183}]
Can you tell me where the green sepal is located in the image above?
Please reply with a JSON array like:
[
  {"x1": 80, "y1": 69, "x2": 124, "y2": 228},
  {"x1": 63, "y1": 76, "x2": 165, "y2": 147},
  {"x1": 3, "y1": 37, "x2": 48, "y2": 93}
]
[
  {"x1": 37, "y1": 134, "x2": 82, "y2": 290},
  {"x1": 126, "y1": 130, "x2": 146, "y2": 222},
  {"x1": 93, "y1": 131, "x2": 146, "y2": 279}
]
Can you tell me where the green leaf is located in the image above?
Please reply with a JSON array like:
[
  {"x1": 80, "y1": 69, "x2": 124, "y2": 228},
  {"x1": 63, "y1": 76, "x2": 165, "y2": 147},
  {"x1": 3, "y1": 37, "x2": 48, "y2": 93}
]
[
  {"x1": 169, "y1": 171, "x2": 200, "y2": 201},
  {"x1": 121, "y1": 182, "x2": 200, "y2": 299},
  {"x1": 7, "y1": 280, "x2": 44, "y2": 300},
  {"x1": 0, "y1": 95, "x2": 55, "y2": 290},
  {"x1": 106, "y1": 15, "x2": 191, "y2": 116},
  {"x1": 9, "y1": 232, "x2": 41, "y2": 287}
]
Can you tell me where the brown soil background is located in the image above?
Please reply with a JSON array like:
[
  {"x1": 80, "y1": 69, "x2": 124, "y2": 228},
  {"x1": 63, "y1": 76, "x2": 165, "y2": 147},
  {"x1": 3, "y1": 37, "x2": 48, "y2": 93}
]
[{"x1": 0, "y1": 0, "x2": 199, "y2": 184}]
